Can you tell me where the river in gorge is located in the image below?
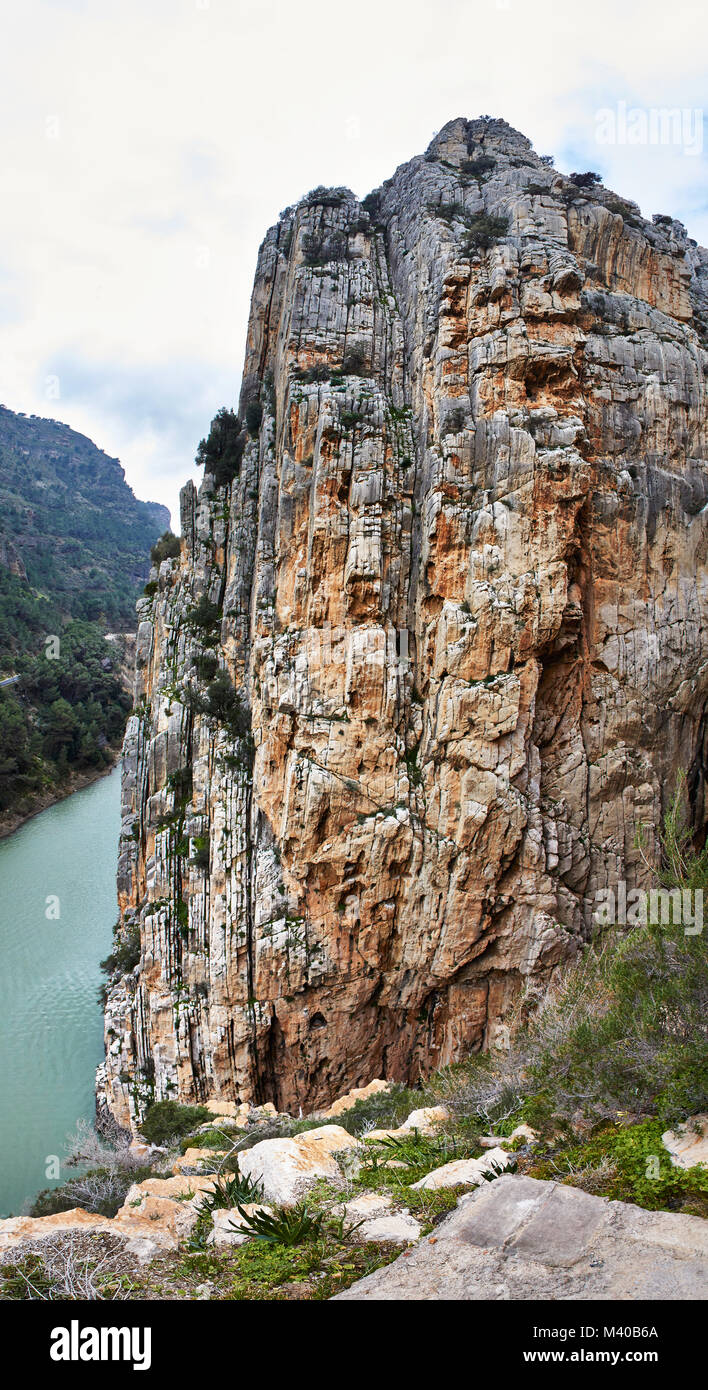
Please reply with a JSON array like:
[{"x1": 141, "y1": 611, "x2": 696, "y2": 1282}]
[{"x1": 0, "y1": 765, "x2": 121, "y2": 1216}]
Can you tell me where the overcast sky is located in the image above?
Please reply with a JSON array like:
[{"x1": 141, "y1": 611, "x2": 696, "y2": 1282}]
[{"x1": 1, "y1": 0, "x2": 706, "y2": 526}]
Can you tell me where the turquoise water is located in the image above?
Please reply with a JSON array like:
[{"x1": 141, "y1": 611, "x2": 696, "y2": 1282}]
[{"x1": 0, "y1": 766, "x2": 121, "y2": 1216}]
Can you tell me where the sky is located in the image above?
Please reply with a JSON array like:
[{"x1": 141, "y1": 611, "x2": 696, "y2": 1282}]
[{"x1": 0, "y1": 0, "x2": 706, "y2": 526}]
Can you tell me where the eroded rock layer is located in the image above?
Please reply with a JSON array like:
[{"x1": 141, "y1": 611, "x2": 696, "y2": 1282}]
[{"x1": 99, "y1": 117, "x2": 708, "y2": 1127}]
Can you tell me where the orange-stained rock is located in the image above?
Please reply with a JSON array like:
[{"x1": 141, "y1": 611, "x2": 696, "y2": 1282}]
[
  {"x1": 321, "y1": 1079, "x2": 391, "y2": 1117},
  {"x1": 98, "y1": 115, "x2": 708, "y2": 1130},
  {"x1": 0, "y1": 1207, "x2": 175, "y2": 1262}
]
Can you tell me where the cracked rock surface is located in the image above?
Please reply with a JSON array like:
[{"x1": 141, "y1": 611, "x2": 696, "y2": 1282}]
[
  {"x1": 333, "y1": 1174, "x2": 708, "y2": 1300},
  {"x1": 99, "y1": 116, "x2": 708, "y2": 1125}
]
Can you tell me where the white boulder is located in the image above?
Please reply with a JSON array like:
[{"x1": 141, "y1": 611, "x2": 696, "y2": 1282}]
[
  {"x1": 411, "y1": 1145, "x2": 513, "y2": 1191},
  {"x1": 236, "y1": 1124, "x2": 361, "y2": 1205},
  {"x1": 662, "y1": 1115, "x2": 708, "y2": 1170}
]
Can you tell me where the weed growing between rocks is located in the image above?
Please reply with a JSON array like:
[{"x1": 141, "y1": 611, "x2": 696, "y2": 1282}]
[
  {"x1": 140, "y1": 1101, "x2": 212, "y2": 1145},
  {"x1": 527, "y1": 1118, "x2": 708, "y2": 1216}
]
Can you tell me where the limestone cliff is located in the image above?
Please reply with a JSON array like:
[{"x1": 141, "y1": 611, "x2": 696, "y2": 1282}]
[{"x1": 99, "y1": 117, "x2": 708, "y2": 1128}]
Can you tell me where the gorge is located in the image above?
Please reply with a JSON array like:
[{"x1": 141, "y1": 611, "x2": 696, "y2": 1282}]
[{"x1": 99, "y1": 115, "x2": 708, "y2": 1130}]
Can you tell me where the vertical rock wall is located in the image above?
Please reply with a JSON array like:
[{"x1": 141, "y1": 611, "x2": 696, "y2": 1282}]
[{"x1": 99, "y1": 117, "x2": 708, "y2": 1127}]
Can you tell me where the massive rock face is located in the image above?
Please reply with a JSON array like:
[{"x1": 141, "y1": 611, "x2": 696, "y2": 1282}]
[{"x1": 99, "y1": 117, "x2": 708, "y2": 1128}]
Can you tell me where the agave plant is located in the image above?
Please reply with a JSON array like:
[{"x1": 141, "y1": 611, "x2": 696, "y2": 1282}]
[
  {"x1": 480, "y1": 1157, "x2": 517, "y2": 1183},
  {"x1": 198, "y1": 1171, "x2": 264, "y2": 1212},
  {"x1": 231, "y1": 1200, "x2": 324, "y2": 1246}
]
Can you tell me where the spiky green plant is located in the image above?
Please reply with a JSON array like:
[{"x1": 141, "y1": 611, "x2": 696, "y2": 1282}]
[
  {"x1": 231, "y1": 1201, "x2": 324, "y2": 1246},
  {"x1": 198, "y1": 1173, "x2": 264, "y2": 1212}
]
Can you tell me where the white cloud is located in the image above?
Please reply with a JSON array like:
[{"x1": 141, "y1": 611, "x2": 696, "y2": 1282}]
[{"x1": 1, "y1": 0, "x2": 705, "y2": 523}]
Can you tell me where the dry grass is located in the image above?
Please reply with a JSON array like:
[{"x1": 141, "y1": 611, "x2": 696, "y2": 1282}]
[{"x1": 0, "y1": 1231, "x2": 140, "y2": 1301}]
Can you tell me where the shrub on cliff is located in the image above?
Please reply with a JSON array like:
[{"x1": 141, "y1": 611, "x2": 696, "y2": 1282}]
[
  {"x1": 185, "y1": 594, "x2": 222, "y2": 640},
  {"x1": 100, "y1": 920, "x2": 141, "y2": 978},
  {"x1": 196, "y1": 408, "x2": 246, "y2": 488},
  {"x1": 195, "y1": 651, "x2": 219, "y2": 682},
  {"x1": 150, "y1": 531, "x2": 181, "y2": 565},
  {"x1": 569, "y1": 170, "x2": 602, "y2": 188},
  {"x1": 360, "y1": 189, "x2": 382, "y2": 218},
  {"x1": 183, "y1": 670, "x2": 250, "y2": 739},
  {"x1": 341, "y1": 344, "x2": 368, "y2": 375},
  {"x1": 245, "y1": 400, "x2": 263, "y2": 436},
  {"x1": 460, "y1": 154, "x2": 496, "y2": 179},
  {"x1": 139, "y1": 1100, "x2": 211, "y2": 1146},
  {"x1": 462, "y1": 213, "x2": 510, "y2": 253}
]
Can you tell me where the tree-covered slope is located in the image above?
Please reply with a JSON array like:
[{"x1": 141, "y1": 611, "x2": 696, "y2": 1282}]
[
  {"x1": 0, "y1": 405, "x2": 170, "y2": 823},
  {"x1": 0, "y1": 405, "x2": 169, "y2": 627}
]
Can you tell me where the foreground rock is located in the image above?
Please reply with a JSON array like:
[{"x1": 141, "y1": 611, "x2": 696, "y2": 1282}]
[
  {"x1": 0, "y1": 1208, "x2": 175, "y2": 1265},
  {"x1": 334, "y1": 1176, "x2": 708, "y2": 1300},
  {"x1": 339, "y1": 1192, "x2": 422, "y2": 1245},
  {"x1": 0, "y1": 1174, "x2": 222, "y2": 1265},
  {"x1": 236, "y1": 1125, "x2": 361, "y2": 1204}
]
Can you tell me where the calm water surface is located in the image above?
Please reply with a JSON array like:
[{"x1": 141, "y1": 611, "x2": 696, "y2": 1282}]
[{"x1": 0, "y1": 766, "x2": 120, "y2": 1215}]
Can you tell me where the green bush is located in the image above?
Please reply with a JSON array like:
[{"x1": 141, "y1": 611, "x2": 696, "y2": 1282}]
[
  {"x1": 304, "y1": 186, "x2": 348, "y2": 208},
  {"x1": 100, "y1": 920, "x2": 141, "y2": 977},
  {"x1": 245, "y1": 401, "x2": 263, "y2": 436},
  {"x1": 180, "y1": 1127, "x2": 240, "y2": 1152},
  {"x1": 462, "y1": 213, "x2": 510, "y2": 253},
  {"x1": 198, "y1": 1173, "x2": 264, "y2": 1210},
  {"x1": 233, "y1": 1201, "x2": 324, "y2": 1246},
  {"x1": 461, "y1": 155, "x2": 496, "y2": 179},
  {"x1": 199, "y1": 671, "x2": 250, "y2": 737},
  {"x1": 569, "y1": 170, "x2": 601, "y2": 188},
  {"x1": 139, "y1": 1101, "x2": 212, "y2": 1145},
  {"x1": 341, "y1": 345, "x2": 368, "y2": 375},
  {"x1": 332, "y1": 1082, "x2": 427, "y2": 1136},
  {"x1": 185, "y1": 595, "x2": 222, "y2": 637},
  {"x1": 196, "y1": 408, "x2": 245, "y2": 488},
  {"x1": 431, "y1": 201, "x2": 470, "y2": 225},
  {"x1": 293, "y1": 363, "x2": 331, "y2": 383},
  {"x1": 361, "y1": 190, "x2": 382, "y2": 217},
  {"x1": 150, "y1": 531, "x2": 181, "y2": 565},
  {"x1": 195, "y1": 652, "x2": 219, "y2": 682},
  {"x1": 189, "y1": 834, "x2": 210, "y2": 870},
  {"x1": 530, "y1": 1118, "x2": 708, "y2": 1216}
]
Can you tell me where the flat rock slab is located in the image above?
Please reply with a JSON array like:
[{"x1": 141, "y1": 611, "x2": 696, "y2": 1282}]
[{"x1": 333, "y1": 1175, "x2": 708, "y2": 1300}]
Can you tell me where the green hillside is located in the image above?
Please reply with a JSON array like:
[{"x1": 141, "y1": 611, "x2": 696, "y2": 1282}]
[{"x1": 0, "y1": 405, "x2": 170, "y2": 822}]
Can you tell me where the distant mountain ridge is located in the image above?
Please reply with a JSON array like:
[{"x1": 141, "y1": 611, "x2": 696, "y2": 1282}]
[
  {"x1": 0, "y1": 405, "x2": 169, "y2": 628},
  {"x1": 0, "y1": 405, "x2": 170, "y2": 829}
]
